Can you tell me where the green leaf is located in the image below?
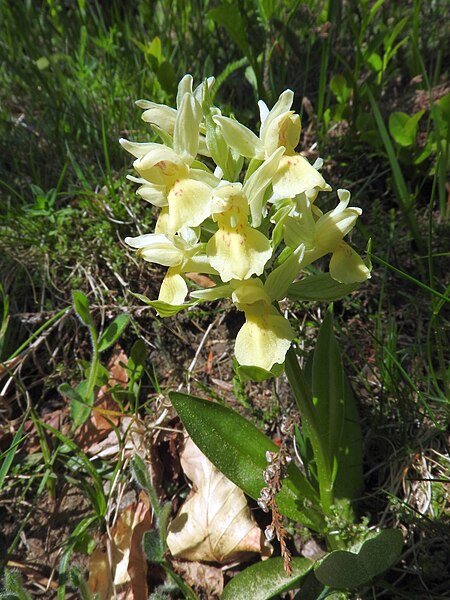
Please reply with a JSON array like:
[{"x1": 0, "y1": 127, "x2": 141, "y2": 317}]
[
  {"x1": 72, "y1": 290, "x2": 93, "y2": 327},
  {"x1": 236, "y1": 362, "x2": 283, "y2": 382},
  {"x1": 169, "y1": 392, "x2": 324, "y2": 531},
  {"x1": 156, "y1": 60, "x2": 177, "y2": 96},
  {"x1": 208, "y1": 5, "x2": 251, "y2": 67},
  {"x1": 130, "y1": 452, "x2": 153, "y2": 492},
  {"x1": 222, "y1": 557, "x2": 314, "y2": 600},
  {"x1": 389, "y1": 111, "x2": 424, "y2": 147},
  {"x1": 438, "y1": 92, "x2": 450, "y2": 122},
  {"x1": 2, "y1": 569, "x2": 33, "y2": 600},
  {"x1": 287, "y1": 273, "x2": 359, "y2": 302},
  {"x1": 0, "y1": 419, "x2": 27, "y2": 491},
  {"x1": 314, "y1": 529, "x2": 403, "y2": 589},
  {"x1": 143, "y1": 530, "x2": 165, "y2": 564},
  {"x1": 286, "y1": 309, "x2": 363, "y2": 507},
  {"x1": 330, "y1": 74, "x2": 350, "y2": 103},
  {"x1": 60, "y1": 380, "x2": 94, "y2": 429},
  {"x1": 312, "y1": 308, "x2": 362, "y2": 499},
  {"x1": 97, "y1": 313, "x2": 130, "y2": 353},
  {"x1": 130, "y1": 291, "x2": 197, "y2": 317}
]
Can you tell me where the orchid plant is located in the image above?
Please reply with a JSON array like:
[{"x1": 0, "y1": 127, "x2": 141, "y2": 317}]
[
  {"x1": 122, "y1": 75, "x2": 402, "y2": 598},
  {"x1": 122, "y1": 74, "x2": 370, "y2": 376}
]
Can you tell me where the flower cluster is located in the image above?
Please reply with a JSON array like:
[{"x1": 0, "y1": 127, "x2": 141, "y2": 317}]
[{"x1": 122, "y1": 75, "x2": 370, "y2": 375}]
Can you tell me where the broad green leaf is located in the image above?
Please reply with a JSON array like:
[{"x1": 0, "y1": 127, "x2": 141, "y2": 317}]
[
  {"x1": 287, "y1": 273, "x2": 359, "y2": 302},
  {"x1": 311, "y1": 309, "x2": 345, "y2": 478},
  {"x1": 222, "y1": 557, "x2": 313, "y2": 600},
  {"x1": 127, "y1": 338, "x2": 146, "y2": 384},
  {"x1": 389, "y1": 111, "x2": 423, "y2": 147},
  {"x1": 169, "y1": 392, "x2": 324, "y2": 531},
  {"x1": 314, "y1": 529, "x2": 403, "y2": 589},
  {"x1": 157, "y1": 60, "x2": 177, "y2": 96},
  {"x1": 367, "y1": 52, "x2": 382, "y2": 72},
  {"x1": 72, "y1": 290, "x2": 93, "y2": 327},
  {"x1": 330, "y1": 74, "x2": 350, "y2": 103},
  {"x1": 130, "y1": 291, "x2": 196, "y2": 317},
  {"x1": 438, "y1": 92, "x2": 450, "y2": 122},
  {"x1": 97, "y1": 313, "x2": 130, "y2": 352}
]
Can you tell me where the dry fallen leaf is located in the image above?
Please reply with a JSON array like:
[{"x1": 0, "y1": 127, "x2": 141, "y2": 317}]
[
  {"x1": 167, "y1": 436, "x2": 272, "y2": 564},
  {"x1": 88, "y1": 500, "x2": 151, "y2": 600}
]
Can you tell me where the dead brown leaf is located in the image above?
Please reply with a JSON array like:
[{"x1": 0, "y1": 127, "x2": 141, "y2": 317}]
[
  {"x1": 167, "y1": 436, "x2": 272, "y2": 564},
  {"x1": 171, "y1": 559, "x2": 224, "y2": 599},
  {"x1": 88, "y1": 500, "x2": 152, "y2": 600}
]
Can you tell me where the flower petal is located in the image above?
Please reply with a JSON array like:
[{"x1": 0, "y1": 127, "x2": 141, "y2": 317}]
[
  {"x1": 259, "y1": 89, "x2": 294, "y2": 142},
  {"x1": 173, "y1": 92, "x2": 202, "y2": 164},
  {"x1": 167, "y1": 178, "x2": 212, "y2": 233},
  {"x1": 270, "y1": 154, "x2": 329, "y2": 201},
  {"x1": 245, "y1": 147, "x2": 284, "y2": 227},
  {"x1": 213, "y1": 115, "x2": 265, "y2": 159},
  {"x1": 141, "y1": 104, "x2": 177, "y2": 134},
  {"x1": 119, "y1": 139, "x2": 161, "y2": 159},
  {"x1": 206, "y1": 226, "x2": 272, "y2": 282},
  {"x1": 329, "y1": 242, "x2": 371, "y2": 283},
  {"x1": 125, "y1": 233, "x2": 183, "y2": 267},
  {"x1": 135, "y1": 146, "x2": 188, "y2": 186},
  {"x1": 136, "y1": 183, "x2": 168, "y2": 207},
  {"x1": 159, "y1": 268, "x2": 188, "y2": 304},
  {"x1": 235, "y1": 303, "x2": 295, "y2": 371}
]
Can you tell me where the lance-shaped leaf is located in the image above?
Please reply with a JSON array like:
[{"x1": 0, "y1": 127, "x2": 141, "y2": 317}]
[
  {"x1": 169, "y1": 392, "x2": 325, "y2": 531},
  {"x1": 285, "y1": 307, "x2": 363, "y2": 509}
]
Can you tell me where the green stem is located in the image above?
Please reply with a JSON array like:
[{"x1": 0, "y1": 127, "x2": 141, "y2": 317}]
[{"x1": 285, "y1": 349, "x2": 334, "y2": 513}]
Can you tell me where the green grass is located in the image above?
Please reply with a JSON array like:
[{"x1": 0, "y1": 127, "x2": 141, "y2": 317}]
[{"x1": 1, "y1": 0, "x2": 449, "y2": 598}]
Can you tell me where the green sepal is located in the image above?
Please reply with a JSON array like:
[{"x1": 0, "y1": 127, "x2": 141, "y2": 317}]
[
  {"x1": 222, "y1": 557, "x2": 314, "y2": 600},
  {"x1": 287, "y1": 273, "x2": 359, "y2": 302},
  {"x1": 130, "y1": 291, "x2": 197, "y2": 317},
  {"x1": 314, "y1": 529, "x2": 404, "y2": 589},
  {"x1": 236, "y1": 361, "x2": 284, "y2": 382},
  {"x1": 169, "y1": 392, "x2": 325, "y2": 531}
]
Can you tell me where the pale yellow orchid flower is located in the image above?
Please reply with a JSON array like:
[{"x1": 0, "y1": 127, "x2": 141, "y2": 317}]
[
  {"x1": 136, "y1": 74, "x2": 215, "y2": 156},
  {"x1": 283, "y1": 189, "x2": 371, "y2": 283},
  {"x1": 191, "y1": 277, "x2": 295, "y2": 372},
  {"x1": 206, "y1": 183, "x2": 272, "y2": 282},
  {"x1": 213, "y1": 89, "x2": 330, "y2": 201},
  {"x1": 120, "y1": 141, "x2": 218, "y2": 235},
  {"x1": 232, "y1": 279, "x2": 295, "y2": 372},
  {"x1": 125, "y1": 228, "x2": 216, "y2": 305}
]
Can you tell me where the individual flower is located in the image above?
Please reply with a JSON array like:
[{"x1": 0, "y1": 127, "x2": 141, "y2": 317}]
[
  {"x1": 206, "y1": 182, "x2": 272, "y2": 282},
  {"x1": 192, "y1": 277, "x2": 295, "y2": 372},
  {"x1": 121, "y1": 75, "x2": 222, "y2": 235},
  {"x1": 213, "y1": 90, "x2": 330, "y2": 201},
  {"x1": 125, "y1": 226, "x2": 216, "y2": 305},
  {"x1": 283, "y1": 189, "x2": 371, "y2": 283},
  {"x1": 136, "y1": 74, "x2": 215, "y2": 155}
]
